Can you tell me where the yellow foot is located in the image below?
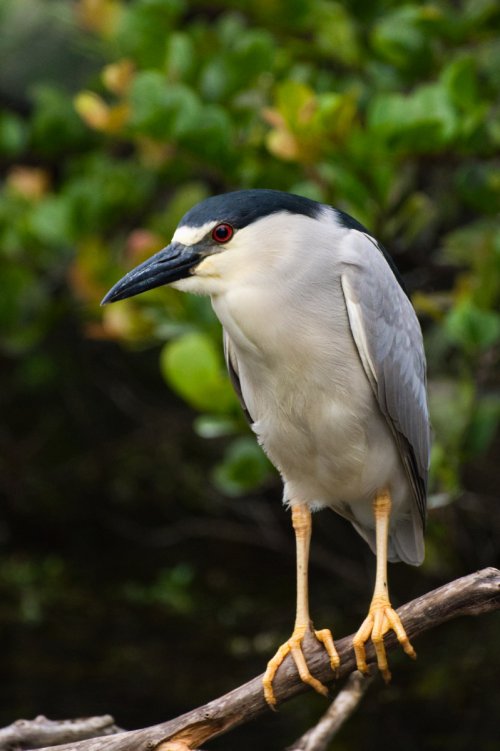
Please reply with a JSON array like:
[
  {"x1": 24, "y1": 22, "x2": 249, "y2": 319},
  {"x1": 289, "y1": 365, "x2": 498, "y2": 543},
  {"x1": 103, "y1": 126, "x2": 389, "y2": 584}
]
[
  {"x1": 353, "y1": 596, "x2": 416, "y2": 682},
  {"x1": 263, "y1": 624, "x2": 340, "y2": 707}
]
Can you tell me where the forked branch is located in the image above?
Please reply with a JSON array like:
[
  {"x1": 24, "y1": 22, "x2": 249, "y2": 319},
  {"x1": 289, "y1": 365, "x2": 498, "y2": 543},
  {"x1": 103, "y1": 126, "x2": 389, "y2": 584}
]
[
  {"x1": 4, "y1": 568, "x2": 500, "y2": 751},
  {"x1": 285, "y1": 670, "x2": 374, "y2": 751}
]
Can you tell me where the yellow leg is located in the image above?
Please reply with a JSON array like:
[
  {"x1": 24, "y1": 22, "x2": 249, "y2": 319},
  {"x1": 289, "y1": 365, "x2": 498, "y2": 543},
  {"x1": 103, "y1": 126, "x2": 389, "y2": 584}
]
[
  {"x1": 262, "y1": 505, "x2": 339, "y2": 707},
  {"x1": 353, "y1": 489, "x2": 416, "y2": 682}
]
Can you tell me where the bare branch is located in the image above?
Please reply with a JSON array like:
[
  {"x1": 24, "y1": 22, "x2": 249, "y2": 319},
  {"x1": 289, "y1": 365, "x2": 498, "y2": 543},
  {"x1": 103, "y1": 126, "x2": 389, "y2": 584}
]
[
  {"x1": 9, "y1": 568, "x2": 500, "y2": 751},
  {"x1": 285, "y1": 671, "x2": 374, "y2": 751},
  {"x1": 0, "y1": 716, "x2": 121, "y2": 751}
]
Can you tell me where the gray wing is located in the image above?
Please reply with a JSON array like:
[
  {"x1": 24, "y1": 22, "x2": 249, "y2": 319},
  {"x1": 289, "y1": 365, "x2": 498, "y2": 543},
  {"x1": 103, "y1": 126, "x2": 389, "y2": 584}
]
[
  {"x1": 223, "y1": 330, "x2": 253, "y2": 425},
  {"x1": 340, "y1": 231, "x2": 430, "y2": 526}
]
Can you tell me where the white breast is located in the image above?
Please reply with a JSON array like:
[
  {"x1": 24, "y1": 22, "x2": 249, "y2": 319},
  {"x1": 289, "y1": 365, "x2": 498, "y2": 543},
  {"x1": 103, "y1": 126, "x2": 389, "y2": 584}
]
[{"x1": 211, "y1": 268, "x2": 406, "y2": 524}]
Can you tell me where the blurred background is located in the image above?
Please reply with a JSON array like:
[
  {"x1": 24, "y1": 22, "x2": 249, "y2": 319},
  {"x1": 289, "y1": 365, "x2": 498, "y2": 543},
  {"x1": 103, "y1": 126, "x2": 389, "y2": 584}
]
[{"x1": 0, "y1": 0, "x2": 499, "y2": 749}]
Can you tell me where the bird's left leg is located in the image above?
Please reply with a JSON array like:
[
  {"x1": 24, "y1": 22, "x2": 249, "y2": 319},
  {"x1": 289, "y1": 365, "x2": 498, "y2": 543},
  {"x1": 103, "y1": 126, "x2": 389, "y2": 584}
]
[
  {"x1": 352, "y1": 488, "x2": 416, "y2": 681},
  {"x1": 262, "y1": 504, "x2": 339, "y2": 707}
]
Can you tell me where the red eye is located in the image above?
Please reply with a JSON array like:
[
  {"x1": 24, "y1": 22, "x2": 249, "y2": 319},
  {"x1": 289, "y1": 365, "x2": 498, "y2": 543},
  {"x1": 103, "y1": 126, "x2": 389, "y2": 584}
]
[{"x1": 212, "y1": 223, "x2": 234, "y2": 244}]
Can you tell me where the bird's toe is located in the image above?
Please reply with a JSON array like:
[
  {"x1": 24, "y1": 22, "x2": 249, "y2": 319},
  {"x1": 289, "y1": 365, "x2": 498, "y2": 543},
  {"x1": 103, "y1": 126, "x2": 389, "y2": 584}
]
[
  {"x1": 262, "y1": 624, "x2": 338, "y2": 708},
  {"x1": 353, "y1": 598, "x2": 415, "y2": 680}
]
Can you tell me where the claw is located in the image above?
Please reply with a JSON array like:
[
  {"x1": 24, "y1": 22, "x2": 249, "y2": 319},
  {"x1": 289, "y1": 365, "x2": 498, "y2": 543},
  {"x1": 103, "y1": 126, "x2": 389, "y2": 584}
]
[
  {"x1": 353, "y1": 596, "x2": 415, "y2": 681},
  {"x1": 315, "y1": 628, "x2": 340, "y2": 673},
  {"x1": 263, "y1": 625, "x2": 339, "y2": 707}
]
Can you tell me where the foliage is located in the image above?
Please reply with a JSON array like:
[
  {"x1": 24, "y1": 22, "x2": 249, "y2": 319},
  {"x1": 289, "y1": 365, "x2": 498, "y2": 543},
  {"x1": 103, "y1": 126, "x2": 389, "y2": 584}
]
[
  {"x1": 0, "y1": 0, "x2": 499, "y2": 748},
  {"x1": 1, "y1": 0, "x2": 498, "y2": 496}
]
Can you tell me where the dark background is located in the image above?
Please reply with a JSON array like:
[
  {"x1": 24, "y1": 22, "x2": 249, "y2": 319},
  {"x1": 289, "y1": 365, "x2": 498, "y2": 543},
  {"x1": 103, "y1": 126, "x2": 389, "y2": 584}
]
[{"x1": 1, "y1": 1, "x2": 499, "y2": 749}]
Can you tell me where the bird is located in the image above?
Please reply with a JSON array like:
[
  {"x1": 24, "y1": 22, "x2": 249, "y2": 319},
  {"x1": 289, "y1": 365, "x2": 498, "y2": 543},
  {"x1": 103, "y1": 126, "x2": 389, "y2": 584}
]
[{"x1": 102, "y1": 189, "x2": 430, "y2": 707}]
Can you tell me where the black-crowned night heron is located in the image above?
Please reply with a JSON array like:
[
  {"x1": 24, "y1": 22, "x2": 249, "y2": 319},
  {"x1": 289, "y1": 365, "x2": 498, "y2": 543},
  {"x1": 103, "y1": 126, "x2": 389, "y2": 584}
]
[{"x1": 103, "y1": 189, "x2": 430, "y2": 706}]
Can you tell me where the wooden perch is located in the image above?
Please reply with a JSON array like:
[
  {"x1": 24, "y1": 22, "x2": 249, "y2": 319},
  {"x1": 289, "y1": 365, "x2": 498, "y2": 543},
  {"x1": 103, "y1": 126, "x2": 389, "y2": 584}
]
[
  {"x1": 5, "y1": 568, "x2": 500, "y2": 751},
  {"x1": 285, "y1": 670, "x2": 374, "y2": 751},
  {"x1": 0, "y1": 716, "x2": 121, "y2": 751}
]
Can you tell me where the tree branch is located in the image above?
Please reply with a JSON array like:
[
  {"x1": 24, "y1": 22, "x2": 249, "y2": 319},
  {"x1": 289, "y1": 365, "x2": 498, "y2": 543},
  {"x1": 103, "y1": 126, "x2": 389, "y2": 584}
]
[
  {"x1": 285, "y1": 671, "x2": 374, "y2": 751},
  {"x1": 0, "y1": 716, "x2": 121, "y2": 751},
  {"x1": 7, "y1": 568, "x2": 500, "y2": 751}
]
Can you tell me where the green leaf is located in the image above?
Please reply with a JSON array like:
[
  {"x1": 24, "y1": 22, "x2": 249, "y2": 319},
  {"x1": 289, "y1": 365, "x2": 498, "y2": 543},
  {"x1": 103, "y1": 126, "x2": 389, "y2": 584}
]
[
  {"x1": 29, "y1": 196, "x2": 73, "y2": 247},
  {"x1": 129, "y1": 72, "x2": 201, "y2": 140},
  {"x1": 371, "y1": 5, "x2": 438, "y2": 73},
  {"x1": 440, "y1": 56, "x2": 479, "y2": 110},
  {"x1": 0, "y1": 262, "x2": 49, "y2": 353},
  {"x1": 456, "y1": 163, "x2": 500, "y2": 214},
  {"x1": 0, "y1": 112, "x2": 27, "y2": 156},
  {"x1": 368, "y1": 83, "x2": 459, "y2": 151},
  {"x1": 445, "y1": 299, "x2": 500, "y2": 352},
  {"x1": 31, "y1": 85, "x2": 90, "y2": 155},
  {"x1": 124, "y1": 564, "x2": 194, "y2": 614},
  {"x1": 275, "y1": 80, "x2": 316, "y2": 128},
  {"x1": 183, "y1": 105, "x2": 233, "y2": 159},
  {"x1": 233, "y1": 28, "x2": 274, "y2": 73},
  {"x1": 312, "y1": 3, "x2": 361, "y2": 66},
  {"x1": 165, "y1": 31, "x2": 196, "y2": 82},
  {"x1": 116, "y1": 0, "x2": 186, "y2": 68},
  {"x1": 428, "y1": 378, "x2": 475, "y2": 452},
  {"x1": 64, "y1": 154, "x2": 156, "y2": 234},
  {"x1": 212, "y1": 437, "x2": 272, "y2": 496},
  {"x1": 194, "y1": 414, "x2": 239, "y2": 439},
  {"x1": 465, "y1": 396, "x2": 500, "y2": 455},
  {"x1": 200, "y1": 57, "x2": 235, "y2": 101},
  {"x1": 160, "y1": 332, "x2": 237, "y2": 413}
]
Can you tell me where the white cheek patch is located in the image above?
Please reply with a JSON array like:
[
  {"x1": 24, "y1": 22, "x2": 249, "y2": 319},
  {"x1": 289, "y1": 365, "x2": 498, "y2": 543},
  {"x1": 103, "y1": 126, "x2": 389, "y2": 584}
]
[{"x1": 172, "y1": 221, "x2": 216, "y2": 246}]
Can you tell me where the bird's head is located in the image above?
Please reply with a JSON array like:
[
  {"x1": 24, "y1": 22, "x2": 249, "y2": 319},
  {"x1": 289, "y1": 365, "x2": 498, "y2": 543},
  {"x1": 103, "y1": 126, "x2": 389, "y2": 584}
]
[{"x1": 101, "y1": 189, "x2": 324, "y2": 304}]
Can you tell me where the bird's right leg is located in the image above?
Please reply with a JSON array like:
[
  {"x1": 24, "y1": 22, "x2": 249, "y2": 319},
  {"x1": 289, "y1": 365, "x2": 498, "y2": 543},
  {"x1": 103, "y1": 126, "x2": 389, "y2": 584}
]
[
  {"x1": 352, "y1": 488, "x2": 416, "y2": 681},
  {"x1": 262, "y1": 504, "x2": 339, "y2": 707}
]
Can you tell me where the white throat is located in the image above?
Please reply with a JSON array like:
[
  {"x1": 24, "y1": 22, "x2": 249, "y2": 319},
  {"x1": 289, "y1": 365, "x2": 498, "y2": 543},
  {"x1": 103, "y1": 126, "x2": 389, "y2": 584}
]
[{"x1": 171, "y1": 208, "x2": 346, "y2": 298}]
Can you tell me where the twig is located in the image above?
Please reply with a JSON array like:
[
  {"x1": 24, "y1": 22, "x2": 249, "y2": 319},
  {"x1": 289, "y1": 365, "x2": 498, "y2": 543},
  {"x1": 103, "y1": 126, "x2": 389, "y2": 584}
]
[
  {"x1": 6, "y1": 568, "x2": 500, "y2": 751},
  {"x1": 285, "y1": 671, "x2": 374, "y2": 751}
]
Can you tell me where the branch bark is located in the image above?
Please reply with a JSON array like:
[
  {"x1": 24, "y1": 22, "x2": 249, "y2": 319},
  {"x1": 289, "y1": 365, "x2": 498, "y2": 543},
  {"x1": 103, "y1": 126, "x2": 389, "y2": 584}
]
[
  {"x1": 0, "y1": 716, "x2": 121, "y2": 751},
  {"x1": 8, "y1": 568, "x2": 500, "y2": 751},
  {"x1": 285, "y1": 671, "x2": 374, "y2": 751}
]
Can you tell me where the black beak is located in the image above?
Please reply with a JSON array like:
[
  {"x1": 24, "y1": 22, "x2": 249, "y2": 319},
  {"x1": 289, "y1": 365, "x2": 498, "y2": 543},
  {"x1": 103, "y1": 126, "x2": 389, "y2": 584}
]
[{"x1": 101, "y1": 242, "x2": 201, "y2": 304}]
